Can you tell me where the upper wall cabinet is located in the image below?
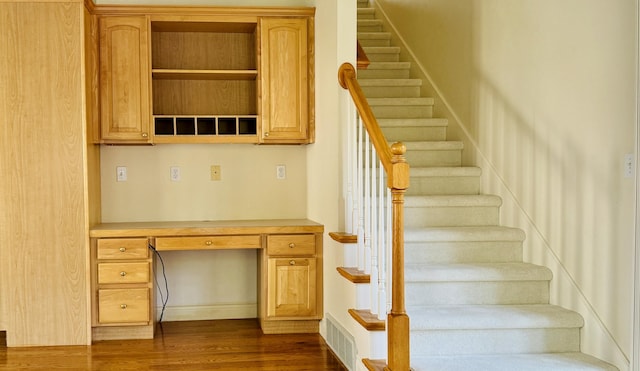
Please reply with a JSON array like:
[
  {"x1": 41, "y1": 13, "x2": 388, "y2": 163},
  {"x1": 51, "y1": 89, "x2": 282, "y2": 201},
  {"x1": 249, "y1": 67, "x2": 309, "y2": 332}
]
[
  {"x1": 99, "y1": 16, "x2": 152, "y2": 144},
  {"x1": 260, "y1": 18, "x2": 314, "y2": 144},
  {"x1": 93, "y1": 8, "x2": 315, "y2": 145}
]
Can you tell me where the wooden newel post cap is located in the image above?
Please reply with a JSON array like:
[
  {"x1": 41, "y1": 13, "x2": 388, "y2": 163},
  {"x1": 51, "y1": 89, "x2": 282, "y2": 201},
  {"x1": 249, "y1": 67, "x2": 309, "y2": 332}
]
[{"x1": 391, "y1": 142, "x2": 406, "y2": 158}]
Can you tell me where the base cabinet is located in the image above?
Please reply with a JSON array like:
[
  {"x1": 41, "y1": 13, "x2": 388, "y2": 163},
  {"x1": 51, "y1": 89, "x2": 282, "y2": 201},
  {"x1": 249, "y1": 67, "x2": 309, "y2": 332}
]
[
  {"x1": 91, "y1": 237, "x2": 155, "y2": 340},
  {"x1": 267, "y1": 257, "x2": 317, "y2": 317}
]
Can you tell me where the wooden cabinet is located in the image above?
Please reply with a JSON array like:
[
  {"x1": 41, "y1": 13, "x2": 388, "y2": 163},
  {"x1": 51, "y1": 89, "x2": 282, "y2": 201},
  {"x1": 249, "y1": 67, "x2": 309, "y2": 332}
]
[
  {"x1": 260, "y1": 18, "x2": 314, "y2": 144},
  {"x1": 98, "y1": 16, "x2": 151, "y2": 143},
  {"x1": 93, "y1": 9, "x2": 314, "y2": 144},
  {"x1": 91, "y1": 237, "x2": 154, "y2": 340},
  {"x1": 261, "y1": 233, "x2": 322, "y2": 333}
]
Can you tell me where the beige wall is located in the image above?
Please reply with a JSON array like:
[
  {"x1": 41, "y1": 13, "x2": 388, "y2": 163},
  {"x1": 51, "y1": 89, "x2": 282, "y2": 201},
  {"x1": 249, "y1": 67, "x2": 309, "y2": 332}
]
[{"x1": 376, "y1": 0, "x2": 636, "y2": 369}]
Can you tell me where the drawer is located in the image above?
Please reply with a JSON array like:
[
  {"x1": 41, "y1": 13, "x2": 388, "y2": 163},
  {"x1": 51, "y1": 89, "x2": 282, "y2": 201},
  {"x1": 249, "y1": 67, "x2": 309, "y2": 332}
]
[
  {"x1": 98, "y1": 262, "x2": 150, "y2": 284},
  {"x1": 155, "y1": 235, "x2": 261, "y2": 251},
  {"x1": 98, "y1": 288, "x2": 149, "y2": 324},
  {"x1": 97, "y1": 238, "x2": 149, "y2": 260},
  {"x1": 267, "y1": 234, "x2": 315, "y2": 256}
]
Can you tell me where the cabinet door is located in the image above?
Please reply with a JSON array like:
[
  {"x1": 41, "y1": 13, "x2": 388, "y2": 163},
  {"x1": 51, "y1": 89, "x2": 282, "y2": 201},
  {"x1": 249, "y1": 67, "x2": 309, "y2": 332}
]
[
  {"x1": 267, "y1": 257, "x2": 317, "y2": 317},
  {"x1": 99, "y1": 16, "x2": 151, "y2": 143},
  {"x1": 260, "y1": 18, "x2": 310, "y2": 143}
]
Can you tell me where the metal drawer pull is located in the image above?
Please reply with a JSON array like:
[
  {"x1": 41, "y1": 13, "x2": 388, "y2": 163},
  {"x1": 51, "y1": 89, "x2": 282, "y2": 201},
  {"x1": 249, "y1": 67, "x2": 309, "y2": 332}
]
[
  {"x1": 120, "y1": 271, "x2": 126, "y2": 277},
  {"x1": 119, "y1": 247, "x2": 126, "y2": 252},
  {"x1": 120, "y1": 304, "x2": 127, "y2": 309},
  {"x1": 289, "y1": 260, "x2": 296, "y2": 265},
  {"x1": 289, "y1": 243, "x2": 295, "y2": 248},
  {"x1": 205, "y1": 240, "x2": 213, "y2": 246}
]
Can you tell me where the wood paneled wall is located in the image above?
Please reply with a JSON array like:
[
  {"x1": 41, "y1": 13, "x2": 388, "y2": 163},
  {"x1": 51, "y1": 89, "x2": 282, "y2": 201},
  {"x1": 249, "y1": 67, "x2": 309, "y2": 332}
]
[{"x1": 0, "y1": 2, "x2": 91, "y2": 346}]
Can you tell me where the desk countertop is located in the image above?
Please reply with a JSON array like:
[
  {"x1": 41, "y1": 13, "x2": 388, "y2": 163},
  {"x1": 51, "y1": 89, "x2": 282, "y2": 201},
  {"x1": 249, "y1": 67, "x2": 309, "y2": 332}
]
[{"x1": 90, "y1": 219, "x2": 324, "y2": 238}]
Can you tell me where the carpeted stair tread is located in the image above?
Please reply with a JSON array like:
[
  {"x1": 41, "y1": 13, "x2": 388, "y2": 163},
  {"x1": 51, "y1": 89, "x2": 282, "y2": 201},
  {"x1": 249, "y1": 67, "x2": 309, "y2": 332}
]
[
  {"x1": 377, "y1": 117, "x2": 448, "y2": 128},
  {"x1": 362, "y1": 46, "x2": 401, "y2": 55},
  {"x1": 367, "y1": 96, "x2": 433, "y2": 106},
  {"x1": 404, "y1": 226, "x2": 525, "y2": 242},
  {"x1": 357, "y1": 31, "x2": 390, "y2": 40},
  {"x1": 405, "y1": 262, "x2": 552, "y2": 282},
  {"x1": 407, "y1": 304, "x2": 584, "y2": 330},
  {"x1": 405, "y1": 194, "x2": 502, "y2": 208},
  {"x1": 403, "y1": 140, "x2": 463, "y2": 150},
  {"x1": 411, "y1": 166, "x2": 481, "y2": 178},
  {"x1": 358, "y1": 78, "x2": 422, "y2": 87},
  {"x1": 357, "y1": 8, "x2": 375, "y2": 18},
  {"x1": 411, "y1": 353, "x2": 618, "y2": 371},
  {"x1": 360, "y1": 61, "x2": 411, "y2": 70}
]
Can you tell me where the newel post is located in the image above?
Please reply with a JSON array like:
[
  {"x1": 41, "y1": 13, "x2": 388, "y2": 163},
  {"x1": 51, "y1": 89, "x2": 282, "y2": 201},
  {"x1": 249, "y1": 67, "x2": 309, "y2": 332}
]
[{"x1": 386, "y1": 142, "x2": 410, "y2": 371}]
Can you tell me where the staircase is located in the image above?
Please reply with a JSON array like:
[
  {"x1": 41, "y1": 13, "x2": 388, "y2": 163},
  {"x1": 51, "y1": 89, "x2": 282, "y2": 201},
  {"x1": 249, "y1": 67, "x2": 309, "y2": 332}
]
[{"x1": 348, "y1": 1, "x2": 619, "y2": 370}]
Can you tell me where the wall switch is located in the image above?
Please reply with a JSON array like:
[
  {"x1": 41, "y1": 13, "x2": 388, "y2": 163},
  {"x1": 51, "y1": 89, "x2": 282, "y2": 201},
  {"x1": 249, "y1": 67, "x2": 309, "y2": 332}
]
[
  {"x1": 116, "y1": 166, "x2": 127, "y2": 182},
  {"x1": 624, "y1": 154, "x2": 634, "y2": 178},
  {"x1": 276, "y1": 165, "x2": 286, "y2": 180},
  {"x1": 170, "y1": 166, "x2": 181, "y2": 181},
  {"x1": 210, "y1": 165, "x2": 221, "y2": 181}
]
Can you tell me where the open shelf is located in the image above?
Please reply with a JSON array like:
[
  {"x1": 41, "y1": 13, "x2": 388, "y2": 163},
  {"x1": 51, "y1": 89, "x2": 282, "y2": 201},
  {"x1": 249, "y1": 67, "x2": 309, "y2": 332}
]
[{"x1": 153, "y1": 115, "x2": 258, "y2": 143}]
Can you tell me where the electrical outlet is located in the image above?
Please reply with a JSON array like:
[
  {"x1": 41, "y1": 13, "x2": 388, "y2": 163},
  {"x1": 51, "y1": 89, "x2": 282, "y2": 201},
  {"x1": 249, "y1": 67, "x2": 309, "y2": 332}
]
[
  {"x1": 116, "y1": 166, "x2": 127, "y2": 182},
  {"x1": 170, "y1": 166, "x2": 181, "y2": 181},
  {"x1": 276, "y1": 165, "x2": 286, "y2": 180},
  {"x1": 624, "y1": 154, "x2": 634, "y2": 178},
  {"x1": 210, "y1": 165, "x2": 221, "y2": 181}
]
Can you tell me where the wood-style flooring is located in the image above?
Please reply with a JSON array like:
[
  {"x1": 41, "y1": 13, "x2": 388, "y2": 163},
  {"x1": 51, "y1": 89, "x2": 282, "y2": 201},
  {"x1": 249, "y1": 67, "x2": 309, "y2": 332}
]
[{"x1": 0, "y1": 319, "x2": 348, "y2": 370}]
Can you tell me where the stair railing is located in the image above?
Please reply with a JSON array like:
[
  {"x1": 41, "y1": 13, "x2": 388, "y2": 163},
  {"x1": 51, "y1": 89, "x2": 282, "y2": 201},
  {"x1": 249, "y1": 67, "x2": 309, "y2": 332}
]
[{"x1": 339, "y1": 62, "x2": 411, "y2": 371}]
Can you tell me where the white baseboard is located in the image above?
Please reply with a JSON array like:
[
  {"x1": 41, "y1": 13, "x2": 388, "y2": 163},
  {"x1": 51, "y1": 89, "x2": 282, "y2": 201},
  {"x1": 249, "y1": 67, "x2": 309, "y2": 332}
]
[{"x1": 156, "y1": 303, "x2": 257, "y2": 322}]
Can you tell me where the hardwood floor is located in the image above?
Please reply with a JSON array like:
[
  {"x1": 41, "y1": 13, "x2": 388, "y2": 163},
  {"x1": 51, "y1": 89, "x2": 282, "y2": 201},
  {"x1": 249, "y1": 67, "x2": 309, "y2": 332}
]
[{"x1": 0, "y1": 319, "x2": 348, "y2": 370}]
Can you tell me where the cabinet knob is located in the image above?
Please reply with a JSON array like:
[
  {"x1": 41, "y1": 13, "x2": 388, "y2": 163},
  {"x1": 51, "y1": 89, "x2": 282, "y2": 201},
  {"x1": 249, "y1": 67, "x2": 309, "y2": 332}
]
[
  {"x1": 289, "y1": 260, "x2": 296, "y2": 265},
  {"x1": 289, "y1": 243, "x2": 295, "y2": 248},
  {"x1": 205, "y1": 240, "x2": 213, "y2": 246},
  {"x1": 141, "y1": 132, "x2": 148, "y2": 138},
  {"x1": 265, "y1": 132, "x2": 270, "y2": 137},
  {"x1": 120, "y1": 304, "x2": 127, "y2": 309},
  {"x1": 119, "y1": 247, "x2": 126, "y2": 252},
  {"x1": 120, "y1": 271, "x2": 127, "y2": 277}
]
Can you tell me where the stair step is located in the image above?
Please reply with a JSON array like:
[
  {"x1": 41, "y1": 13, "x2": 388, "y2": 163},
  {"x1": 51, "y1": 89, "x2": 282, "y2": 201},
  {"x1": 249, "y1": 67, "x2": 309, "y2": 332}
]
[
  {"x1": 411, "y1": 353, "x2": 618, "y2": 371},
  {"x1": 362, "y1": 46, "x2": 401, "y2": 62},
  {"x1": 357, "y1": 61, "x2": 411, "y2": 79},
  {"x1": 403, "y1": 140, "x2": 462, "y2": 167},
  {"x1": 357, "y1": 0, "x2": 371, "y2": 9},
  {"x1": 405, "y1": 226, "x2": 524, "y2": 263},
  {"x1": 368, "y1": 97, "x2": 433, "y2": 118},
  {"x1": 378, "y1": 118, "x2": 448, "y2": 142},
  {"x1": 406, "y1": 263, "x2": 551, "y2": 305},
  {"x1": 408, "y1": 166, "x2": 481, "y2": 195},
  {"x1": 349, "y1": 309, "x2": 385, "y2": 331},
  {"x1": 408, "y1": 304, "x2": 583, "y2": 330},
  {"x1": 405, "y1": 194, "x2": 501, "y2": 227},
  {"x1": 359, "y1": 78, "x2": 422, "y2": 98},
  {"x1": 358, "y1": 19, "x2": 384, "y2": 32},
  {"x1": 357, "y1": 32, "x2": 391, "y2": 46},
  {"x1": 357, "y1": 8, "x2": 376, "y2": 19}
]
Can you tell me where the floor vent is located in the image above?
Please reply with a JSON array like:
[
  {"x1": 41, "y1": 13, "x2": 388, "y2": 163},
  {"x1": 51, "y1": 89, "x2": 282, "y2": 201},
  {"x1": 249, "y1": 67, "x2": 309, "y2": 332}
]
[{"x1": 326, "y1": 314, "x2": 357, "y2": 370}]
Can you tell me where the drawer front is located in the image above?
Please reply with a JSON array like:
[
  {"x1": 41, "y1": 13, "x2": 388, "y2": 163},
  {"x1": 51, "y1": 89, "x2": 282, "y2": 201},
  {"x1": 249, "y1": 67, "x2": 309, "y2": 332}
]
[
  {"x1": 267, "y1": 234, "x2": 315, "y2": 256},
  {"x1": 98, "y1": 288, "x2": 149, "y2": 324},
  {"x1": 97, "y1": 238, "x2": 149, "y2": 260},
  {"x1": 98, "y1": 262, "x2": 150, "y2": 284},
  {"x1": 155, "y1": 235, "x2": 261, "y2": 251}
]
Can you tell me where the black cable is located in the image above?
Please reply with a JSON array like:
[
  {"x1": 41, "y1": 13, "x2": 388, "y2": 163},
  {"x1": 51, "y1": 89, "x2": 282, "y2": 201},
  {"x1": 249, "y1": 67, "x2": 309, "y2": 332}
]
[{"x1": 149, "y1": 243, "x2": 169, "y2": 322}]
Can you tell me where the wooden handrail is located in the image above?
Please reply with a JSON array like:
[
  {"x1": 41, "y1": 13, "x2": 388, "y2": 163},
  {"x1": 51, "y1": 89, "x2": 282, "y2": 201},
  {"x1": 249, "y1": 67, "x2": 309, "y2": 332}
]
[{"x1": 338, "y1": 62, "x2": 411, "y2": 371}]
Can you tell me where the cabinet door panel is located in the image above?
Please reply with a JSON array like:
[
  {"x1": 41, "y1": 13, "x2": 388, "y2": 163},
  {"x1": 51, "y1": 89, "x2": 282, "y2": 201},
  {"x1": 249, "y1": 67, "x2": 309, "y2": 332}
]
[
  {"x1": 260, "y1": 18, "x2": 308, "y2": 143},
  {"x1": 99, "y1": 16, "x2": 151, "y2": 142},
  {"x1": 267, "y1": 258, "x2": 316, "y2": 317}
]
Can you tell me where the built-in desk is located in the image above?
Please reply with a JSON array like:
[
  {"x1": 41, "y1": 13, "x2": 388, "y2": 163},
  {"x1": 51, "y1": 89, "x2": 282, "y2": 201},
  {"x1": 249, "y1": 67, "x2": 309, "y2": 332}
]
[{"x1": 89, "y1": 219, "x2": 324, "y2": 341}]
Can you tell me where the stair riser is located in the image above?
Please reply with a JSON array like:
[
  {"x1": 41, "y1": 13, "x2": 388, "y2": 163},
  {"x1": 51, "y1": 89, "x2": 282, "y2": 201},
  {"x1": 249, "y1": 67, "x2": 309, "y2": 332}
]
[
  {"x1": 405, "y1": 206, "x2": 499, "y2": 227},
  {"x1": 405, "y1": 150, "x2": 461, "y2": 167},
  {"x1": 361, "y1": 85, "x2": 421, "y2": 98},
  {"x1": 364, "y1": 51, "x2": 399, "y2": 62},
  {"x1": 410, "y1": 328, "x2": 580, "y2": 356},
  {"x1": 382, "y1": 127, "x2": 447, "y2": 142},
  {"x1": 405, "y1": 241, "x2": 523, "y2": 264},
  {"x1": 358, "y1": 38, "x2": 390, "y2": 47},
  {"x1": 406, "y1": 175, "x2": 480, "y2": 196},
  {"x1": 357, "y1": 12, "x2": 375, "y2": 20},
  {"x1": 358, "y1": 24, "x2": 383, "y2": 32},
  {"x1": 357, "y1": 69, "x2": 410, "y2": 79},
  {"x1": 406, "y1": 281, "x2": 550, "y2": 305},
  {"x1": 370, "y1": 105, "x2": 432, "y2": 118}
]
